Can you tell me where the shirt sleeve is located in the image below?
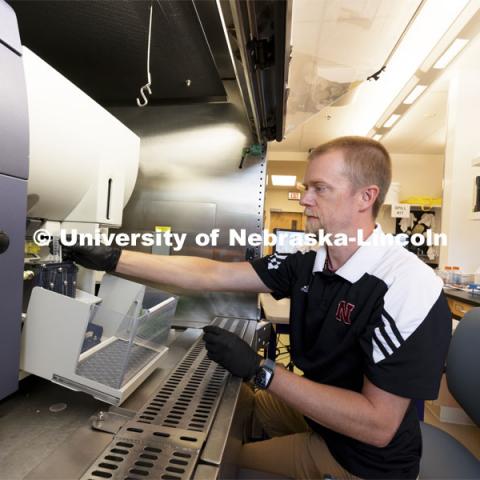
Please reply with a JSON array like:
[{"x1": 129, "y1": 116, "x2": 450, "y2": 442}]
[
  {"x1": 250, "y1": 251, "x2": 306, "y2": 300},
  {"x1": 359, "y1": 269, "x2": 452, "y2": 399}
]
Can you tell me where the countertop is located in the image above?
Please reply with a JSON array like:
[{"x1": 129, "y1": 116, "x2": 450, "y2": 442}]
[
  {"x1": 258, "y1": 293, "x2": 290, "y2": 324},
  {"x1": 443, "y1": 288, "x2": 480, "y2": 307}
]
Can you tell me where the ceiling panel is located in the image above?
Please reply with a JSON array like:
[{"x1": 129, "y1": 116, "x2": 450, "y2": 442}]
[
  {"x1": 285, "y1": 0, "x2": 422, "y2": 132},
  {"x1": 383, "y1": 89, "x2": 448, "y2": 154}
]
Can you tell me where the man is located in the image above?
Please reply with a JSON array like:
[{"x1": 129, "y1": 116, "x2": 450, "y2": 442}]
[{"x1": 64, "y1": 136, "x2": 451, "y2": 479}]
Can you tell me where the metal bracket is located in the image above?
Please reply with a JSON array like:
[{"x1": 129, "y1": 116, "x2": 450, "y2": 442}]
[
  {"x1": 91, "y1": 406, "x2": 136, "y2": 434},
  {"x1": 254, "y1": 320, "x2": 272, "y2": 352},
  {"x1": 247, "y1": 38, "x2": 274, "y2": 70}
]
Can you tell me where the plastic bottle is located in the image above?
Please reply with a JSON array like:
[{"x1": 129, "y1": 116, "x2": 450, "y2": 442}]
[
  {"x1": 475, "y1": 266, "x2": 480, "y2": 285},
  {"x1": 444, "y1": 266, "x2": 452, "y2": 285},
  {"x1": 452, "y1": 266, "x2": 461, "y2": 285}
]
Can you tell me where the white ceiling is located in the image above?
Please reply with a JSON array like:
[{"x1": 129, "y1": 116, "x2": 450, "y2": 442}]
[
  {"x1": 270, "y1": 0, "x2": 480, "y2": 157},
  {"x1": 383, "y1": 81, "x2": 448, "y2": 154},
  {"x1": 281, "y1": 0, "x2": 422, "y2": 143}
]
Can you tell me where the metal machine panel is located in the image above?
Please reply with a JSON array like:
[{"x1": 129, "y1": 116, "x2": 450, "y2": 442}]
[
  {"x1": 111, "y1": 84, "x2": 266, "y2": 325},
  {"x1": 0, "y1": 41, "x2": 29, "y2": 180},
  {"x1": 0, "y1": 1, "x2": 22, "y2": 54},
  {"x1": 0, "y1": 3, "x2": 28, "y2": 401},
  {"x1": 0, "y1": 174, "x2": 27, "y2": 399}
]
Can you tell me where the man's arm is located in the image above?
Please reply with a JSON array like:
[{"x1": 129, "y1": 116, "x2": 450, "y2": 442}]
[
  {"x1": 269, "y1": 367, "x2": 410, "y2": 448},
  {"x1": 117, "y1": 250, "x2": 271, "y2": 293}
]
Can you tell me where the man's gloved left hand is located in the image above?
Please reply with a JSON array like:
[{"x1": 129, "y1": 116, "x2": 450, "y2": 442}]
[{"x1": 203, "y1": 325, "x2": 262, "y2": 380}]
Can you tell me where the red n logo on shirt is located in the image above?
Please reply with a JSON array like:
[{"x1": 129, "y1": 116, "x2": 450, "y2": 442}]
[{"x1": 336, "y1": 301, "x2": 355, "y2": 325}]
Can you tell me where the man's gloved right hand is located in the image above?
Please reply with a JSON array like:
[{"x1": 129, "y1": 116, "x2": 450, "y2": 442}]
[{"x1": 62, "y1": 244, "x2": 122, "y2": 272}]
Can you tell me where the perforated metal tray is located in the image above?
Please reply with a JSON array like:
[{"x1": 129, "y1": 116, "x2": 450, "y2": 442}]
[
  {"x1": 77, "y1": 339, "x2": 159, "y2": 389},
  {"x1": 81, "y1": 424, "x2": 205, "y2": 480},
  {"x1": 81, "y1": 318, "x2": 248, "y2": 480}
]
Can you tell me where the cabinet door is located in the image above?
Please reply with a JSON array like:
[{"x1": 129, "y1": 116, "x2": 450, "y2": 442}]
[
  {"x1": 447, "y1": 298, "x2": 473, "y2": 318},
  {"x1": 0, "y1": 174, "x2": 27, "y2": 400}
]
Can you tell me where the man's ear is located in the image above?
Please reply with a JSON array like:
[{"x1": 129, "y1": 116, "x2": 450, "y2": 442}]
[{"x1": 358, "y1": 185, "x2": 380, "y2": 212}]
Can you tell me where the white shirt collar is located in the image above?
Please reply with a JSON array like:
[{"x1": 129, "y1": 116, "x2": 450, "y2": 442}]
[{"x1": 312, "y1": 225, "x2": 390, "y2": 283}]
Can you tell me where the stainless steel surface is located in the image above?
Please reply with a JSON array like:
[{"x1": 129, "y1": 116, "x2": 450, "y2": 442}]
[
  {"x1": 21, "y1": 329, "x2": 202, "y2": 480},
  {"x1": 123, "y1": 329, "x2": 204, "y2": 411},
  {"x1": 193, "y1": 464, "x2": 220, "y2": 480},
  {"x1": 23, "y1": 423, "x2": 114, "y2": 480},
  {"x1": 110, "y1": 82, "x2": 265, "y2": 325},
  {"x1": 76, "y1": 318, "x2": 255, "y2": 480},
  {"x1": 199, "y1": 320, "x2": 256, "y2": 468},
  {"x1": 92, "y1": 407, "x2": 136, "y2": 435},
  {"x1": 0, "y1": 376, "x2": 110, "y2": 480},
  {"x1": 52, "y1": 375, "x2": 122, "y2": 406},
  {"x1": 219, "y1": 1, "x2": 262, "y2": 142},
  {"x1": 80, "y1": 426, "x2": 205, "y2": 480},
  {"x1": 133, "y1": 318, "x2": 246, "y2": 433},
  {"x1": 254, "y1": 321, "x2": 272, "y2": 351},
  {"x1": 13, "y1": 320, "x2": 259, "y2": 479},
  {"x1": 219, "y1": 0, "x2": 291, "y2": 142}
]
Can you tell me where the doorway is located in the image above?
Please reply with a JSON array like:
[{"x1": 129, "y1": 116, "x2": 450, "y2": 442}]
[{"x1": 266, "y1": 211, "x2": 306, "y2": 255}]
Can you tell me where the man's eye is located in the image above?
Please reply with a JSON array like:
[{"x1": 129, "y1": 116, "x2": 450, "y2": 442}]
[{"x1": 314, "y1": 186, "x2": 327, "y2": 193}]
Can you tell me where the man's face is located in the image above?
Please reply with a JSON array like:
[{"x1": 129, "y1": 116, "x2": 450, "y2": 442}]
[{"x1": 300, "y1": 150, "x2": 359, "y2": 235}]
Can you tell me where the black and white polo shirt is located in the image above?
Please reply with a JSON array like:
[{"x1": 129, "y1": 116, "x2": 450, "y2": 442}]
[{"x1": 251, "y1": 225, "x2": 451, "y2": 479}]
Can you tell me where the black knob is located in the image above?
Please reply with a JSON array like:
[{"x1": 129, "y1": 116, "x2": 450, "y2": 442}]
[{"x1": 0, "y1": 230, "x2": 9, "y2": 254}]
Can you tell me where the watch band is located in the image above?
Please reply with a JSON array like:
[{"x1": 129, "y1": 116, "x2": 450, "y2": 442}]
[{"x1": 262, "y1": 358, "x2": 276, "y2": 372}]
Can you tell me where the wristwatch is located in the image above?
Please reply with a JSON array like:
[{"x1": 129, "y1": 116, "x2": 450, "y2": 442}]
[{"x1": 253, "y1": 358, "x2": 276, "y2": 389}]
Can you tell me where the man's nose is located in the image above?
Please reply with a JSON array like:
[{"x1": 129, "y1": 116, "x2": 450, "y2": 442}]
[{"x1": 300, "y1": 189, "x2": 314, "y2": 206}]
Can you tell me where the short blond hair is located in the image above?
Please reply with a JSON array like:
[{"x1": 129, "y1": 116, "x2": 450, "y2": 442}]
[{"x1": 308, "y1": 136, "x2": 392, "y2": 217}]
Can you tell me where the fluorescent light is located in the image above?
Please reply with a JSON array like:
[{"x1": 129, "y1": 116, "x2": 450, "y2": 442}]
[
  {"x1": 373, "y1": 134, "x2": 383, "y2": 141},
  {"x1": 383, "y1": 114, "x2": 401, "y2": 128},
  {"x1": 358, "y1": 0, "x2": 469, "y2": 135},
  {"x1": 434, "y1": 38, "x2": 469, "y2": 69},
  {"x1": 403, "y1": 85, "x2": 427, "y2": 105},
  {"x1": 271, "y1": 175, "x2": 296, "y2": 186}
]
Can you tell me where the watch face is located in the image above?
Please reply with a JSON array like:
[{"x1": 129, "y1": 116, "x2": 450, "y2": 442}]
[
  {"x1": 257, "y1": 370, "x2": 267, "y2": 388},
  {"x1": 256, "y1": 367, "x2": 273, "y2": 389}
]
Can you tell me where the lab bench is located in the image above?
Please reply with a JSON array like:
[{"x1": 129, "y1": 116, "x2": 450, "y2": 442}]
[
  {"x1": 444, "y1": 288, "x2": 480, "y2": 319},
  {"x1": 0, "y1": 318, "x2": 257, "y2": 480}
]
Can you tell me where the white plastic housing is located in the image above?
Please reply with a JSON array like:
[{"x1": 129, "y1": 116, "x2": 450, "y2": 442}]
[{"x1": 23, "y1": 47, "x2": 140, "y2": 227}]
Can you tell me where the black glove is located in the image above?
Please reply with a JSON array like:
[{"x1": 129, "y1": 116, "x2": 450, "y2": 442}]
[
  {"x1": 62, "y1": 244, "x2": 122, "y2": 272},
  {"x1": 203, "y1": 325, "x2": 261, "y2": 380}
]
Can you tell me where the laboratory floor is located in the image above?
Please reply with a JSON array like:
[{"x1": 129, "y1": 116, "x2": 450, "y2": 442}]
[{"x1": 0, "y1": 375, "x2": 106, "y2": 480}]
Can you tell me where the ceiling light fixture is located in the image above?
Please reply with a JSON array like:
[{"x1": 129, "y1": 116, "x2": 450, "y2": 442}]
[
  {"x1": 271, "y1": 175, "x2": 296, "y2": 186},
  {"x1": 383, "y1": 114, "x2": 401, "y2": 129},
  {"x1": 433, "y1": 38, "x2": 469, "y2": 69},
  {"x1": 366, "y1": 0, "x2": 474, "y2": 140},
  {"x1": 403, "y1": 84, "x2": 428, "y2": 105}
]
